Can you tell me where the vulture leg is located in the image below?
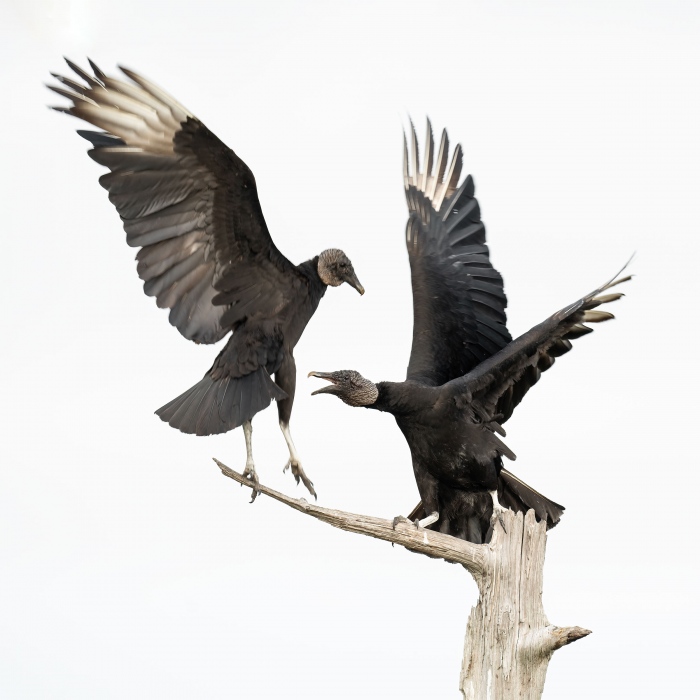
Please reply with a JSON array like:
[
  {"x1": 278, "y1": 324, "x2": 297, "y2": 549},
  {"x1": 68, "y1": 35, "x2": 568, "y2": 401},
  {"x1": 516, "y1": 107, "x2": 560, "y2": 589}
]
[
  {"x1": 241, "y1": 421, "x2": 261, "y2": 503},
  {"x1": 417, "y1": 511, "x2": 439, "y2": 528},
  {"x1": 276, "y1": 355, "x2": 317, "y2": 499},
  {"x1": 280, "y1": 422, "x2": 316, "y2": 499},
  {"x1": 489, "y1": 489, "x2": 508, "y2": 533},
  {"x1": 407, "y1": 466, "x2": 439, "y2": 529}
]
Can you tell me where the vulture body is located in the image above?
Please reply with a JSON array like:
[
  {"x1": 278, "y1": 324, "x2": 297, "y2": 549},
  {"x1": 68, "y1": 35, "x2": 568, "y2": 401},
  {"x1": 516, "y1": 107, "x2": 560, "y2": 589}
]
[
  {"x1": 311, "y1": 122, "x2": 628, "y2": 542},
  {"x1": 48, "y1": 59, "x2": 364, "y2": 498}
]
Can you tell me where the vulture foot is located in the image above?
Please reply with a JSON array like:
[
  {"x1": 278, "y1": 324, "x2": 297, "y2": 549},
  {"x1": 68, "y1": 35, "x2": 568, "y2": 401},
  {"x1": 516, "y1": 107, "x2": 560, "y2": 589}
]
[
  {"x1": 284, "y1": 459, "x2": 317, "y2": 500},
  {"x1": 489, "y1": 490, "x2": 508, "y2": 533},
  {"x1": 242, "y1": 462, "x2": 261, "y2": 503},
  {"x1": 392, "y1": 515, "x2": 412, "y2": 530}
]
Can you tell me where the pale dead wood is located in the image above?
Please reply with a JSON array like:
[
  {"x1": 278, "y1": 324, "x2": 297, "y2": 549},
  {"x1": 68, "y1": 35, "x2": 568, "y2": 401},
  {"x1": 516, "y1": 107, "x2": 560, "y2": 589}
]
[
  {"x1": 215, "y1": 458, "x2": 590, "y2": 699},
  {"x1": 214, "y1": 458, "x2": 486, "y2": 575}
]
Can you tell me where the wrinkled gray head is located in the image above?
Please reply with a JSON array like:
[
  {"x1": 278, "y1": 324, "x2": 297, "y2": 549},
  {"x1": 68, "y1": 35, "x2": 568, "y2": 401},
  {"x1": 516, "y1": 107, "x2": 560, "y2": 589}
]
[
  {"x1": 308, "y1": 370, "x2": 378, "y2": 407},
  {"x1": 317, "y1": 249, "x2": 364, "y2": 294}
]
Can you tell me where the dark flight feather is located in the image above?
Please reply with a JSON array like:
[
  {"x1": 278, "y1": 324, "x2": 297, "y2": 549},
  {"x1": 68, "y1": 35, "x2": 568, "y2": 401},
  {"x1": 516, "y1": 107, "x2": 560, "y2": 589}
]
[
  {"x1": 50, "y1": 58, "x2": 312, "y2": 346},
  {"x1": 403, "y1": 122, "x2": 511, "y2": 387},
  {"x1": 49, "y1": 59, "x2": 361, "y2": 442},
  {"x1": 446, "y1": 265, "x2": 631, "y2": 424},
  {"x1": 311, "y1": 122, "x2": 628, "y2": 541}
]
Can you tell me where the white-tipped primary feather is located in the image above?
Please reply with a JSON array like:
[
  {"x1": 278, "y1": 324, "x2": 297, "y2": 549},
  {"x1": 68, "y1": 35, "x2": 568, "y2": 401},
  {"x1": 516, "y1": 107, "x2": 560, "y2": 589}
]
[
  {"x1": 72, "y1": 103, "x2": 172, "y2": 153},
  {"x1": 420, "y1": 120, "x2": 434, "y2": 193},
  {"x1": 434, "y1": 144, "x2": 461, "y2": 212},
  {"x1": 582, "y1": 310, "x2": 615, "y2": 323},
  {"x1": 119, "y1": 66, "x2": 192, "y2": 124},
  {"x1": 102, "y1": 76, "x2": 184, "y2": 132},
  {"x1": 87, "y1": 86, "x2": 162, "y2": 128},
  {"x1": 426, "y1": 128, "x2": 448, "y2": 202},
  {"x1": 405, "y1": 120, "x2": 465, "y2": 213},
  {"x1": 410, "y1": 119, "x2": 420, "y2": 186}
]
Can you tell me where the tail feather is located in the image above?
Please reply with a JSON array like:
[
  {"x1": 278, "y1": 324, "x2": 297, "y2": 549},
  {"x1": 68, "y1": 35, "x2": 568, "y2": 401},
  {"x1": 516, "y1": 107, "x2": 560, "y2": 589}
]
[
  {"x1": 156, "y1": 368, "x2": 287, "y2": 436},
  {"x1": 405, "y1": 469, "x2": 564, "y2": 536},
  {"x1": 497, "y1": 468, "x2": 564, "y2": 529}
]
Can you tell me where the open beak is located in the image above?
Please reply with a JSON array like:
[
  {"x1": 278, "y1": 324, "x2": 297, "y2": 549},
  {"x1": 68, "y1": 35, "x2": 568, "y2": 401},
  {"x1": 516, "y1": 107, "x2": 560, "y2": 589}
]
[
  {"x1": 308, "y1": 371, "x2": 342, "y2": 396},
  {"x1": 346, "y1": 272, "x2": 365, "y2": 296}
]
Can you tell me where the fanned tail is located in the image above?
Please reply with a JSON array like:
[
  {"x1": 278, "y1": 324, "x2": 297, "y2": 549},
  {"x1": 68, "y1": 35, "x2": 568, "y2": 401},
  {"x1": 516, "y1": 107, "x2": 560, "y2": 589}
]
[
  {"x1": 406, "y1": 469, "x2": 564, "y2": 537},
  {"x1": 497, "y1": 468, "x2": 564, "y2": 529},
  {"x1": 156, "y1": 368, "x2": 287, "y2": 436}
]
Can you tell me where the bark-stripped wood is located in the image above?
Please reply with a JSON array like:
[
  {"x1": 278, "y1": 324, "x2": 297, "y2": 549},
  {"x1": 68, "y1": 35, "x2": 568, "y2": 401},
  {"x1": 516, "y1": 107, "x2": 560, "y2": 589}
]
[{"x1": 215, "y1": 459, "x2": 590, "y2": 699}]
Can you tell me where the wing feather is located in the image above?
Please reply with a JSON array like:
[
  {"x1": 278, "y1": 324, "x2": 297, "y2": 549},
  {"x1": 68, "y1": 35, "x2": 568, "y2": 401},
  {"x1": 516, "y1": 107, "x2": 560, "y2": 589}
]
[
  {"x1": 404, "y1": 121, "x2": 511, "y2": 386},
  {"x1": 49, "y1": 59, "x2": 309, "y2": 345},
  {"x1": 446, "y1": 266, "x2": 631, "y2": 422}
]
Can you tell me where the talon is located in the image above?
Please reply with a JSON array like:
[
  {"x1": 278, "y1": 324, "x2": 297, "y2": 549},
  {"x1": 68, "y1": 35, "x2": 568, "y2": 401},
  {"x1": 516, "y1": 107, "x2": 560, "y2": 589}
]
[
  {"x1": 489, "y1": 490, "x2": 508, "y2": 533},
  {"x1": 284, "y1": 459, "x2": 317, "y2": 500},
  {"x1": 242, "y1": 464, "x2": 261, "y2": 503}
]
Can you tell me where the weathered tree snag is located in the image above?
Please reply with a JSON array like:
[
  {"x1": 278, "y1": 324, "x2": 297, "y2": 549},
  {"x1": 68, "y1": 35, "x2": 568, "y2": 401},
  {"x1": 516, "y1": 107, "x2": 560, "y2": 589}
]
[
  {"x1": 459, "y1": 508, "x2": 590, "y2": 699},
  {"x1": 214, "y1": 459, "x2": 590, "y2": 699}
]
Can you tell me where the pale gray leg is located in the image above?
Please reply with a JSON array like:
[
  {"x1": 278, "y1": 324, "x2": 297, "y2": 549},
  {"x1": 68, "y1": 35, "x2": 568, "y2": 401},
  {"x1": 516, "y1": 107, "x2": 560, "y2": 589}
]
[
  {"x1": 417, "y1": 511, "x2": 439, "y2": 528},
  {"x1": 392, "y1": 511, "x2": 439, "y2": 530},
  {"x1": 241, "y1": 420, "x2": 261, "y2": 502},
  {"x1": 490, "y1": 489, "x2": 508, "y2": 533},
  {"x1": 280, "y1": 421, "x2": 317, "y2": 499}
]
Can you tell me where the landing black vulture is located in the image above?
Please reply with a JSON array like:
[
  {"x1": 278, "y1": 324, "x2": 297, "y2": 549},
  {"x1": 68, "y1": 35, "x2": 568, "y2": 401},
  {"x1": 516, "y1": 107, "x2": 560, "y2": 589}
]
[
  {"x1": 310, "y1": 122, "x2": 629, "y2": 542},
  {"x1": 48, "y1": 59, "x2": 364, "y2": 499}
]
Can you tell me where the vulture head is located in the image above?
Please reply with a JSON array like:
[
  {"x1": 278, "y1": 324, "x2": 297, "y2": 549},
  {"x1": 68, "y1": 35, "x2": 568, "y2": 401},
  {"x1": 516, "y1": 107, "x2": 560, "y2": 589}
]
[
  {"x1": 308, "y1": 370, "x2": 378, "y2": 407},
  {"x1": 317, "y1": 249, "x2": 364, "y2": 294}
]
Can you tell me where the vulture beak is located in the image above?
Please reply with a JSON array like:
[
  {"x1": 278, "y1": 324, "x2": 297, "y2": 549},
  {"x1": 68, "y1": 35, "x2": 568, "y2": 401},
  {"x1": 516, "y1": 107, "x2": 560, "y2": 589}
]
[
  {"x1": 308, "y1": 371, "x2": 343, "y2": 395},
  {"x1": 346, "y1": 272, "x2": 365, "y2": 296}
]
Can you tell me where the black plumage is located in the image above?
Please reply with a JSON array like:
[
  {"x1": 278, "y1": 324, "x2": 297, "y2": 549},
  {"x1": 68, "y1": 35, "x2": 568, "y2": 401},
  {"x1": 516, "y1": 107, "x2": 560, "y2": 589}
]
[
  {"x1": 49, "y1": 59, "x2": 364, "y2": 498},
  {"x1": 310, "y1": 121, "x2": 629, "y2": 542}
]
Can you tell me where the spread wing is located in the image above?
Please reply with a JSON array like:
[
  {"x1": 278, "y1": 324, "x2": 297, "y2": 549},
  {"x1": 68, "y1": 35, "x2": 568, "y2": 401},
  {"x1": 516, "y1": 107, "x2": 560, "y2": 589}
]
[
  {"x1": 444, "y1": 267, "x2": 631, "y2": 423},
  {"x1": 403, "y1": 121, "x2": 512, "y2": 386},
  {"x1": 49, "y1": 59, "x2": 308, "y2": 344}
]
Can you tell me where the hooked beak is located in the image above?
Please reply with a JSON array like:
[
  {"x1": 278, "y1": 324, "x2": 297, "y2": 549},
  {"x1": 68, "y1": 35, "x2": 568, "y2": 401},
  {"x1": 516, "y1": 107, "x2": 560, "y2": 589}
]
[
  {"x1": 345, "y1": 272, "x2": 365, "y2": 296},
  {"x1": 308, "y1": 371, "x2": 342, "y2": 396}
]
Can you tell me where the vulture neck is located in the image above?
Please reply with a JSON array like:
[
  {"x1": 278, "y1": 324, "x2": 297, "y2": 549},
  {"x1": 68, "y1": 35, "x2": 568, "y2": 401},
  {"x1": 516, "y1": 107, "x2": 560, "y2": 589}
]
[
  {"x1": 297, "y1": 256, "x2": 328, "y2": 305},
  {"x1": 367, "y1": 381, "x2": 419, "y2": 416}
]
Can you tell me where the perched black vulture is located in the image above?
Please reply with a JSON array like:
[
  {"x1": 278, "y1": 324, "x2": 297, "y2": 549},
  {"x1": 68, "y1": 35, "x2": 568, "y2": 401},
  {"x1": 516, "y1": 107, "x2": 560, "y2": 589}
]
[
  {"x1": 48, "y1": 59, "x2": 364, "y2": 499},
  {"x1": 310, "y1": 122, "x2": 629, "y2": 542}
]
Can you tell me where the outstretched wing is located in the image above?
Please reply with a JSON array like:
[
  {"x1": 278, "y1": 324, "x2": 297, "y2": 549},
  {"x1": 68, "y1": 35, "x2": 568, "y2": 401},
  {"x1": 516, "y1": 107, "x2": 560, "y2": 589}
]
[
  {"x1": 404, "y1": 121, "x2": 511, "y2": 386},
  {"x1": 445, "y1": 267, "x2": 631, "y2": 423},
  {"x1": 49, "y1": 59, "x2": 308, "y2": 344}
]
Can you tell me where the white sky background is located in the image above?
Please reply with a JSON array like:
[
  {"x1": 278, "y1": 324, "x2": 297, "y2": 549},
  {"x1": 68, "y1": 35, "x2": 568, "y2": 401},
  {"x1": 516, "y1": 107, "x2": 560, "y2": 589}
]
[{"x1": 1, "y1": 1, "x2": 698, "y2": 697}]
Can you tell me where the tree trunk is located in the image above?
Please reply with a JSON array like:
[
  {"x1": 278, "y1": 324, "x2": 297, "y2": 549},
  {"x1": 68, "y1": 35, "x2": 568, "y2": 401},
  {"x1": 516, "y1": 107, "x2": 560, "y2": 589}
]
[
  {"x1": 215, "y1": 459, "x2": 590, "y2": 699},
  {"x1": 460, "y1": 509, "x2": 589, "y2": 699}
]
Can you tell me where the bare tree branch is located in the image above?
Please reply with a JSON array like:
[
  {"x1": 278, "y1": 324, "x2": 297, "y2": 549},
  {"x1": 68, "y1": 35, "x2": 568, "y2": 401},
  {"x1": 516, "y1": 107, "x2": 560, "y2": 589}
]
[
  {"x1": 214, "y1": 458, "x2": 590, "y2": 699},
  {"x1": 214, "y1": 458, "x2": 487, "y2": 575}
]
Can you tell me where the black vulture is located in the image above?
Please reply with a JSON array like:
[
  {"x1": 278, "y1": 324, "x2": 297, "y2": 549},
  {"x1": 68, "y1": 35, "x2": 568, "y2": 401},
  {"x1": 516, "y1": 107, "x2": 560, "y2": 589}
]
[
  {"x1": 48, "y1": 59, "x2": 364, "y2": 499},
  {"x1": 310, "y1": 122, "x2": 629, "y2": 542}
]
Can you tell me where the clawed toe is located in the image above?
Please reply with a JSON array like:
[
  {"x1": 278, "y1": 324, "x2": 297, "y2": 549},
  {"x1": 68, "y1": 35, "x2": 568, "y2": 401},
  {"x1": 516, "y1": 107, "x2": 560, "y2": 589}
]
[
  {"x1": 242, "y1": 464, "x2": 261, "y2": 503},
  {"x1": 392, "y1": 515, "x2": 410, "y2": 530},
  {"x1": 284, "y1": 459, "x2": 317, "y2": 500},
  {"x1": 490, "y1": 504, "x2": 508, "y2": 533},
  {"x1": 489, "y1": 490, "x2": 508, "y2": 533}
]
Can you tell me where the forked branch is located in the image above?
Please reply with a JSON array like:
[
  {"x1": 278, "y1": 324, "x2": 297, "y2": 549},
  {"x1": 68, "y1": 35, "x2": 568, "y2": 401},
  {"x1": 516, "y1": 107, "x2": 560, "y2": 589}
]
[{"x1": 215, "y1": 458, "x2": 590, "y2": 699}]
